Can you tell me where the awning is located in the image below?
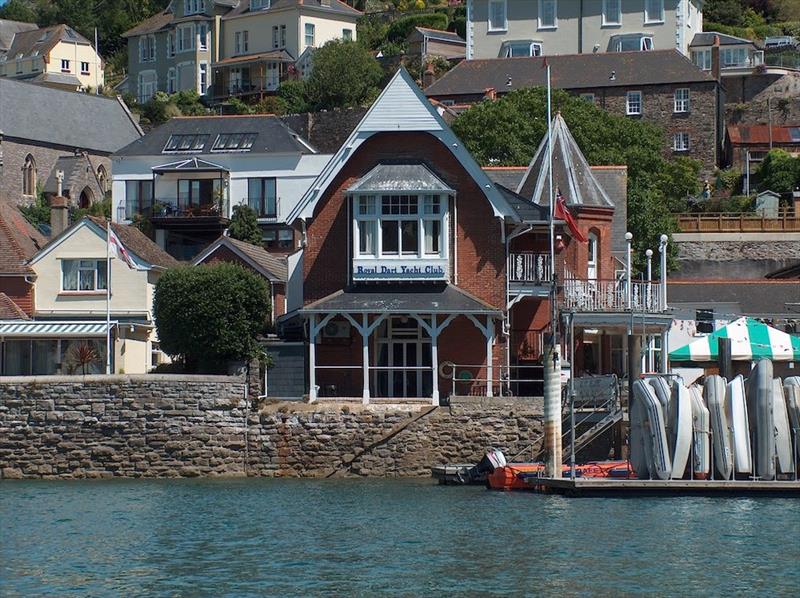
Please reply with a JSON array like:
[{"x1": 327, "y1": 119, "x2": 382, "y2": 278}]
[
  {"x1": 347, "y1": 164, "x2": 455, "y2": 194},
  {"x1": 0, "y1": 321, "x2": 115, "y2": 338},
  {"x1": 153, "y1": 158, "x2": 228, "y2": 174},
  {"x1": 301, "y1": 285, "x2": 501, "y2": 315},
  {"x1": 669, "y1": 317, "x2": 800, "y2": 362},
  {"x1": 213, "y1": 50, "x2": 295, "y2": 69}
]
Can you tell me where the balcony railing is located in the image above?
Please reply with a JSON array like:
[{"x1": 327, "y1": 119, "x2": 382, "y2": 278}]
[
  {"x1": 118, "y1": 197, "x2": 230, "y2": 221},
  {"x1": 508, "y1": 252, "x2": 552, "y2": 284},
  {"x1": 209, "y1": 75, "x2": 281, "y2": 99},
  {"x1": 677, "y1": 209, "x2": 800, "y2": 233},
  {"x1": 562, "y1": 278, "x2": 665, "y2": 313}
]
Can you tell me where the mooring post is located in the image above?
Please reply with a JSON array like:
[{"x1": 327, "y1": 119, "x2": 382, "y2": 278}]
[{"x1": 543, "y1": 344, "x2": 562, "y2": 478}]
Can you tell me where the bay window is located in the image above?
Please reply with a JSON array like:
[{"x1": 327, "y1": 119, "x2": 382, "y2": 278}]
[{"x1": 62, "y1": 259, "x2": 107, "y2": 292}]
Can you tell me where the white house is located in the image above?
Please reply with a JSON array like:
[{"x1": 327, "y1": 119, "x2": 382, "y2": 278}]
[{"x1": 111, "y1": 115, "x2": 331, "y2": 259}]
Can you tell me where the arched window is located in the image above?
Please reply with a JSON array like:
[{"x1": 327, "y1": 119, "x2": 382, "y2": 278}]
[
  {"x1": 79, "y1": 186, "x2": 94, "y2": 209},
  {"x1": 587, "y1": 231, "x2": 599, "y2": 282},
  {"x1": 97, "y1": 165, "x2": 108, "y2": 193},
  {"x1": 22, "y1": 154, "x2": 36, "y2": 196}
]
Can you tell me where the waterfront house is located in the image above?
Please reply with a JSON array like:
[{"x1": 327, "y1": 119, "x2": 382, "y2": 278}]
[
  {"x1": 283, "y1": 68, "x2": 670, "y2": 404},
  {"x1": 0, "y1": 24, "x2": 105, "y2": 91},
  {"x1": 465, "y1": 0, "x2": 704, "y2": 60},
  {"x1": 424, "y1": 50, "x2": 723, "y2": 172},
  {"x1": 0, "y1": 216, "x2": 179, "y2": 376},
  {"x1": 0, "y1": 78, "x2": 142, "y2": 208},
  {"x1": 111, "y1": 114, "x2": 330, "y2": 260},
  {"x1": 726, "y1": 124, "x2": 800, "y2": 174}
]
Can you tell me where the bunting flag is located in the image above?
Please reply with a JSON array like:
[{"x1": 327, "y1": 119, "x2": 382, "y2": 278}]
[
  {"x1": 108, "y1": 226, "x2": 137, "y2": 269},
  {"x1": 554, "y1": 188, "x2": 587, "y2": 242}
]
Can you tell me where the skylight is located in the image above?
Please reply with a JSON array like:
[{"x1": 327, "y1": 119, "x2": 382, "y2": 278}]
[
  {"x1": 211, "y1": 133, "x2": 258, "y2": 152},
  {"x1": 163, "y1": 134, "x2": 209, "y2": 153}
]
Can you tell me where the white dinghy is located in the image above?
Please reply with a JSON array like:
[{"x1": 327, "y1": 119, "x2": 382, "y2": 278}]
[
  {"x1": 704, "y1": 375, "x2": 733, "y2": 480},
  {"x1": 629, "y1": 390, "x2": 652, "y2": 479},
  {"x1": 633, "y1": 380, "x2": 672, "y2": 480},
  {"x1": 785, "y1": 383, "x2": 800, "y2": 467},
  {"x1": 726, "y1": 375, "x2": 752, "y2": 475},
  {"x1": 669, "y1": 383, "x2": 693, "y2": 479},
  {"x1": 772, "y1": 379, "x2": 795, "y2": 475},
  {"x1": 647, "y1": 376, "x2": 674, "y2": 452},
  {"x1": 689, "y1": 385, "x2": 711, "y2": 479},
  {"x1": 747, "y1": 359, "x2": 776, "y2": 480}
]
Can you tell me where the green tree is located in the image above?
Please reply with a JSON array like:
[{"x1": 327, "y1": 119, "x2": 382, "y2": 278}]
[
  {"x1": 306, "y1": 40, "x2": 383, "y2": 110},
  {"x1": 0, "y1": 0, "x2": 38, "y2": 22},
  {"x1": 758, "y1": 149, "x2": 800, "y2": 194},
  {"x1": 154, "y1": 263, "x2": 270, "y2": 372},
  {"x1": 386, "y1": 12, "x2": 449, "y2": 42},
  {"x1": 228, "y1": 205, "x2": 263, "y2": 246},
  {"x1": 278, "y1": 80, "x2": 311, "y2": 114}
]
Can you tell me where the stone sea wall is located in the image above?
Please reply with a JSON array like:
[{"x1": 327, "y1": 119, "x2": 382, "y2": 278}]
[{"x1": 0, "y1": 376, "x2": 543, "y2": 479}]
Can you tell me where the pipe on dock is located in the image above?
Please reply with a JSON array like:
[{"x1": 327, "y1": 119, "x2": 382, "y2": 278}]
[{"x1": 543, "y1": 345, "x2": 562, "y2": 478}]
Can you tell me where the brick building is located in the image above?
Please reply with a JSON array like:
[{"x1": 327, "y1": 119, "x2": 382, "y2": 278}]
[
  {"x1": 424, "y1": 50, "x2": 723, "y2": 172},
  {"x1": 0, "y1": 201, "x2": 46, "y2": 318},
  {"x1": 0, "y1": 78, "x2": 142, "y2": 207},
  {"x1": 282, "y1": 69, "x2": 671, "y2": 404}
]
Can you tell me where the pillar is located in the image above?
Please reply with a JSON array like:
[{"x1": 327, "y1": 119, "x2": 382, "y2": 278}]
[
  {"x1": 308, "y1": 315, "x2": 317, "y2": 402},
  {"x1": 431, "y1": 320, "x2": 440, "y2": 407},
  {"x1": 543, "y1": 344, "x2": 562, "y2": 478},
  {"x1": 486, "y1": 317, "x2": 494, "y2": 398},
  {"x1": 362, "y1": 313, "x2": 370, "y2": 404}
]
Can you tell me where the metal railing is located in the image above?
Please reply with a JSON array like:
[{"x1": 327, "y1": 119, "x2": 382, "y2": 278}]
[
  {"x1": 764, "y1": 51, "x2": 800, "y2": 70},
  {"x1": 209, "y1": 74, "x2": 282, "y2": 99},
  {"x1": 118, "y1": 198, "x2": 230, "y2": 220},
  {"x1": 508, "y1": 252, "x2": 552, "y2": 284},
  {"x1": 562, "y1": 278, "x2": 665, "y2": 313},
  {"x1": 677, "y1": 209, "x2": 800, "y2": 233}
]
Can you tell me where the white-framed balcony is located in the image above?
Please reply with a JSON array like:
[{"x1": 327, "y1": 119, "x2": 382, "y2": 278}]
[
  {"x1": 507, "y1": 251, "x2": 552, "y2": 297},
  {"x1": 562, "y1": 278, "x2": 665, "y2": 313}
]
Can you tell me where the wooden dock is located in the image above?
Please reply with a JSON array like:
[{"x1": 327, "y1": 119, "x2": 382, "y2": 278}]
[
  {"x1": 528, "y1": 477, "x2": 800, "y2": 497},
  {"x1": 431, "y1": 464, "x2": 485, "y2": 485}
]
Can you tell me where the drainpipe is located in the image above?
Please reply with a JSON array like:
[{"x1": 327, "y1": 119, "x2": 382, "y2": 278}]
[{"x1": 578, "y1": 0, "x2": 583, "y2": 54}]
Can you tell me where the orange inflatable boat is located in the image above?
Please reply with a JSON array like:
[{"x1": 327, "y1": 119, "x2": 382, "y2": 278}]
[{"x1": 487, "y1": 460, "x2": 635, "y2": 490}]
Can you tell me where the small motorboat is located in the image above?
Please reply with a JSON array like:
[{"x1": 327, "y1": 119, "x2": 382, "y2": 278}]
[
  {"x1": 633, "y1": 379, "x2": 672, "y2": 480},
  {"x1": 704, "y1": 375, "x2": 733, "y2": 480},
  {"x1": 670, "y1": 383, "x2": 693, "y2": 479},
  {"x1": 629, "y1": 389, "x2": 651, "y2": 479},
  {"x1": 772, "y1": 379, "x2": 795, "y2": 475}
]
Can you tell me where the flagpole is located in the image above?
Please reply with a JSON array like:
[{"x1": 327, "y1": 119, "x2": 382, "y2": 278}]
[
  {"x1": 547, "y1": 63, "x2": 556, "y2": 349},
  {"x1": 106, "y1": 221, "x2": 112, "y2": 375}
]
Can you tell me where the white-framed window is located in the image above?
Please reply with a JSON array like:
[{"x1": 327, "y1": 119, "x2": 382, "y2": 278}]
[
  {"x1": 235, "y1": 30, "x2": 249, "y2": 54},
  {"x1": 691, "y1": 49, "x2": 711, "y2": 70},
  {"x1": 721, "y1": 47, "x2": 748, "y2": 67},
  {"x1": 587, "y1": 232, "x2": 599, "y2": 281},
  {"x1": 602, "y1": 0, "x2": 621, "y2": 26},
  {"x1": 184, "y1": 0, "x2": 202, "y2": 15},
  {"x1": 674, "y1": 88, "x2": 690, "y2": 113},
  {"x1": 644, "y1": 0, "x2": 664, "y2": 24},
  {"x1": 304, "y1": 23, "x2": 315, "y2": 47},
  {"x1": 488, "y1": 0, "x2": 507, "y2": 31},
  {"x1": 138, "y1": 71, "x2": 157, "y2": 103},
  {"x1": 626, "y1": 90, "x2": 642, "y2": 115},
  {"x1": 251, "y1": 0, "x2": 270, "y2": 8},
  {"x1": 80, "y1": 61, "x2": 90, "y2": 74},
  {"x1": 580, "y1": 93, "x2": 595, "y2": 103},
  {"x1": 167, "y1": 67, "x2": 177, "y2": 94},
  {"x1": 673, "y1": 132, "x2": 690, "y2": 152},
  {"x1": 500, "y1": 40, "x2": 543, "y2": 57},
  {"x1": 167, "y1": 32, "x2": 176, "y2": 57},
  {"x1": 343, "y1": 28, "x2": 353, "y2": 41},
  {"x1": 140, "y1": 35, "x2": 156, "y2": 62},
  {"x1": 178, "y1": 24, "x2": 195, "y2": 52},
  {"x1": 61, "y1": 58, "x2": 70, "y2": 72},
  {"x1": 612, "y1": 33, "x2": 653, "y2": 52},
  {"x1": 538, "y1": 0, "x2": 557, "y2": 29},
  {"x1": 198, "y1": 23, "x2": 208, "y2": 51},
  {"x1": 198, "y1": 62, "x2": 208, "y2": 94},
  {"x1": 248, "y1": 178, "x2": 277, "y2": 218},
  {"x1": 272, "y1": 25, "x2": 287, "y2": 48},
  {"x1": 353, "y1": 194, "x2": 447, "y2": 259},
  {"x1": 61, "y1": 259, "x2": 108, "y2": 292}
]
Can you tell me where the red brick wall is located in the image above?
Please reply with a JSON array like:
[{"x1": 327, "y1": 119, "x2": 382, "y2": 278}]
[
  {"x1": 302, "y1": 131, "x2": 506, "y2": 308},
  {"x1": 0, "y1": 276, "x2": 34, "y2": 316}
]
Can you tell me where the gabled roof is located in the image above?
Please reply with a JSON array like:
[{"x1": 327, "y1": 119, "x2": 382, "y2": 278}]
[
  {"x1": 424, "y1": 50, "x2": 716, "y2": 98},
  {"x1": 0, "y1": 78, "x2": 143, "y2": 153},
  {"x1": 5, "y1": 24, "x2": 92, "y2": 61},
  {"x1": 0, "y1": 293, "x2": 30, "y2": 320},
  {"x1": 0, "y1": 19, "x2": 38, "y2": 55},
  {"x1": 29, "y1": 217, "x2": 179, "y2": 270},
  {"x1": 31, "y1": 72, "x2": 83, "y2": 88},
  {"x1": 115, "y1": 115, "x2": 315, "y2": 157},
  {"x1": 122, "y1": 9, "x2": 174, "y2": 38},
  {"x1": 223, "y1": 0, "x2": 361, "y2": 19},
  {"x1": 43, "y1": 154, "x2": 102, "y2": 196},
  {"x1": 517, "y1": 114, "x2": 614, "y2": 208},
  {"x1": 0, "y1": 201, "x2": 47, "y2": 275},
  {"x1": 690, "y1": 32, "x2": 755, "y2": 48},
  {"x1": 347, "y1": 164, "x2": 455, "y2": 194},
  {"x1": 288, "y1": 68, "x2": 516, "y2": 222},
  {"x1": 153, "y1": 157, "x2": 228, "y2": 173},
  {"x1": 192, "y1": 236, "x2": 288, "y2": 282}
]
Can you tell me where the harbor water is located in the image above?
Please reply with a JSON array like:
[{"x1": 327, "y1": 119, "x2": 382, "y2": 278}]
[{"x1": 1, "y1": 478, "x2": 798, "y2": 596}]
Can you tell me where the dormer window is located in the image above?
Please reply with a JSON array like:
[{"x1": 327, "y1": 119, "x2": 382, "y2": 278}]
[
  {"x1": 184, "y1": 0, "x2": 203, "y2": 15},
  {"x1": 611, "y1": 33, "x2": 653, "y2": 52},
  {"x1": 251, "y1": 0, "x2": 270, "y2": 9},
  {"x1": 163, "y1": 134, "x2": 209, "y2": 153}
]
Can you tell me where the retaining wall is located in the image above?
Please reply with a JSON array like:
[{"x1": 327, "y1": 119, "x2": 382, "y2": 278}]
[{"x1": 0, "y1": 376, "x2": 543, "y2": 479}]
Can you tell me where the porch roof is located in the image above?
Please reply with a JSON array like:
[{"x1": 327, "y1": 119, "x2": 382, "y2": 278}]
[
  {"x1": 301, "y1": 284, "x2": 501, "y2": 315},
  {"x1": 0, "y1": 320, "x2": 115, "y2": 337},
  {"x1": 152, "y1": 158, "x2": 228, "y2": 174},
  {"x1": 213, "y1": 50, "x2": 295, "y2": 69},
  {"x1": 347, "y1": 164, "x2": 455, "y2": 194},
  {"x1": 570, "y1": 312, "x2": 673, "y2": 330}
]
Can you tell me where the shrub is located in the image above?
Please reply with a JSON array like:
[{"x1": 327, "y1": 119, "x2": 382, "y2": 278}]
[
  {"x1": 228, "y1": 205, "x2": 263, "y2": 246},
  {"x1": 386, "y1": 13, "x2": 449, "y2": 42}
]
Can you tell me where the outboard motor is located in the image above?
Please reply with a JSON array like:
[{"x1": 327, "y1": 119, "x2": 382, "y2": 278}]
[{"x1": 463, "y1": 449, "x2": 507, "y2": 483}]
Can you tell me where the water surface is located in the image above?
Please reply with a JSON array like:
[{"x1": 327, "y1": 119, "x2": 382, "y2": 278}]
[{"x1": 1, "y1": 478, "x2": 798, "y2": 596}]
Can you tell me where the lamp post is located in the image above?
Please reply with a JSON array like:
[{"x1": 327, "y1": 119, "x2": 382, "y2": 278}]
[
  {"x1": 625, "y1": 232, "x2": 633, "y2": 310},
  {"x1": 645, "y1": 249, "x2": 653, "y2": 372},
  {"x1": 659, "y1": 234, "x2": 669, "y2": 373}
]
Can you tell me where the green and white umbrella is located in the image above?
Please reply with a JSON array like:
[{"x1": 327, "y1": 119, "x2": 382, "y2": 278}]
[{"x1": 670, "y1": 317, "x2": 800, "y2": 362}]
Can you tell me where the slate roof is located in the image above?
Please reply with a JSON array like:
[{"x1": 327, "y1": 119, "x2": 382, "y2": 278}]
[
  {"x1": 690, "y1": 32, "x2": 755, "y2": 47},
  {"x1": 517, "y1": 114, "x2": 614, "y2": 208},
  {"x1": 194, "y1": 236, "x2": 288, "y2": 282},
  {"x1": 424, "y1": 50, "x2": 715, "y2": 97},
  {"x1": 223, "y1": 0, "x2": 361, "y2": 19},
  {"x1": 43, "y1": 155, "x2": 102, "y2": 196},
  {"x1": 496, "y1": 184, "x2": 549, "y2": 222},
  {"x1": 0, "y1": 78, "x2": 143, "y2": 154},
  {"x1": 115, "y1": 115, "x2": 314, "y2": 157},
  {"x1": 301, "y1": 284, "x2": 501, "y2": 314},
  {"x1": 86, "y1": 217, "x2": 179, "y2": 269},
  {"x1": 122, "y1": 9, "x2": 174, "y2": 38},
  {"x1": 483, "y1": 166, "x2": 527, "y2": 191},
  {"x1": 0, "y1": 201, "x2": 47, "y2": 275},
  {"x1": 0, "y1": 293, "x2": 30, "y2": 320},
  {"x1": 31, "y1": 72, "x2": 83, "y2": 87},
  {"x1": 5, "y1": 24, "x2": 91, "y2": 60},
  {"x1": 0, "y1": 19, "x2": 37, "y2": 56},
  {"x1": 668, "y1": 280, "x2": 800, "y2": 318},
  {"x1": 347, "y1": 164, "x2": 455, "y2": 193}
]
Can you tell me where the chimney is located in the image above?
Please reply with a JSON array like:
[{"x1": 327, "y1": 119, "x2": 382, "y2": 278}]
[
  {"x1": 483, "y1": 87, "x2": 496, "y2": 101},
  {"x1": 50, "y1": 195, "x2": 69, "y2": 237},
  {"x1": 711, "y1": 35, "x2": 721, "y2": 81},
  {"x1": 422, "y1": 62, "x2": 436, "y2": 88}
]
